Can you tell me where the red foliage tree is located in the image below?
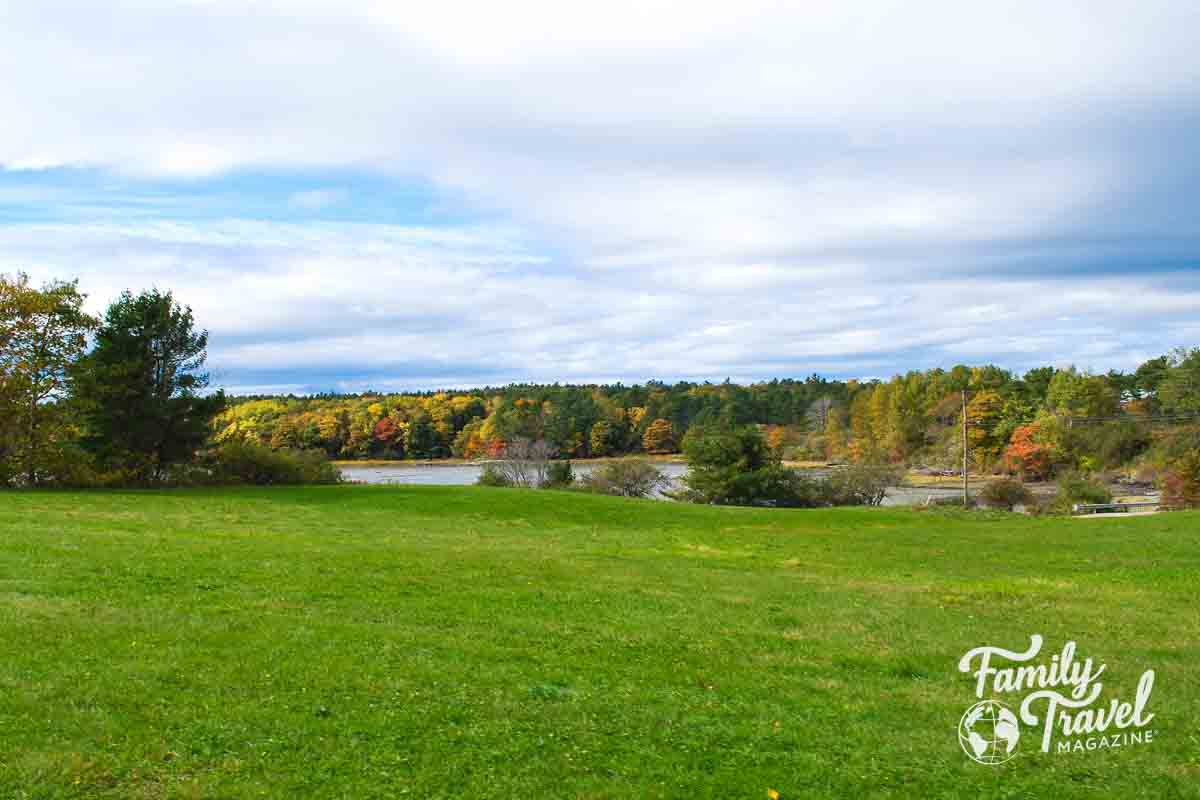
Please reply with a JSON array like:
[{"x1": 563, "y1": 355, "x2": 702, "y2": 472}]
[
  {"x1": 373, "y1": 417, "x2": 400, "y2": 444},
  {"x1": 1003, "y1": 423, "x2": 1053, "y2": 480}
]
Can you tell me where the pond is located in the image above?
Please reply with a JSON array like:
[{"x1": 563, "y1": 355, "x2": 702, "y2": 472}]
[{"x1": 337, "y1": 461, "x2": 964, "y2": 506}]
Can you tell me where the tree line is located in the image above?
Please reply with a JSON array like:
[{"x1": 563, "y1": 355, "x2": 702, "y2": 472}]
[
  {"x1": 3, "y1": 272, "x2": 1199, "y2": 490},
  {"x1": 218, "y1": 353, "x2": 1199, "y2": 481}
]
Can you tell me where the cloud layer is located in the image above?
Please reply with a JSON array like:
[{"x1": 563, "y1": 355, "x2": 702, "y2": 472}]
[{"x1": 2, "y1": 1, "x2": 1199, "y2": 392}]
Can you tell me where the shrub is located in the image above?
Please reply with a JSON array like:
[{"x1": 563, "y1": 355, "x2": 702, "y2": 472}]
[
  {"x1": 10, "y1": 443, "x2": 103, "y2": 488},
  {"x1": 580, "y1": 460, "x2": 669, "y2": 498},
  {"x1": 715, "y1": 464, "x2": 820, "y2": 507},
  {"x1": 490, "y1": 438, "x2": 556, "y2": 487},
  {"x1": 211, "y1": 442, "x2": 341, "y2": 486},
  {"x1": 931, "y1": 495, "x2": 974, "y2": 508},
  {"x1": 476, "y1": 463, "x2": 514, "y2": 487},
  {"x1": 827, "y1": 464, "x2": 903, "y2": 507},
  {"x1": 1024, "y1": 496, "x2": 1052, "y2": 516},
  {"x1": 1058, "y1": 473, "x2": 1112, "y2": 503},
  {"x1": 1162, "y1": 451, "x2": 1200, "y2": 510},
  {"x1": 543, "y1": 460, "x2": 575, "y2": 489},
  {"x1": 979, "y1": 478, "x2": 1034, "y2": 511},
  {"x1": 1051, "y1": 472, "x2": 1112, "y2": 514}
]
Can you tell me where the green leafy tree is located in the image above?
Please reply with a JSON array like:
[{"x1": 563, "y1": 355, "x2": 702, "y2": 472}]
[
  {"x1": 1021, "y1": 367, "x2": 1056, "y2": 406},
  {"x1": 404, "y1": 417, "x2": 437, "y2": 458},
  {"x1": 1046, "y1": 368, "x2": 1120, "y2": 418},
  {"x1": 589, "y1": 420, "x2": 616, "y2": 457},
  {"x1": 1132, "y1": 356, "x2": 1170, "y2": 402},
  {"x1": 0, "y1": 273, "x2": 97, "y2": 485},
  {"x1": 74, "y1": 290, "x2": 224, "y2": 484},
  {"x1": 1159, "y1": 348, "x2": 1200, "y2": 414}
]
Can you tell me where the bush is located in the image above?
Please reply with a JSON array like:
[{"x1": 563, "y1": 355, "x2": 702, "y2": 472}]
[
  {"x1": 543, "y1": 460, "x2": 575, "y2": 489},
  {"x1": 210, "y1": 442, "x2": 341, "y2": 486},
  {"x1": 1051, "y1": 472, "x2": 1112, "y2": 514},
  {"x1": 979, "y1": 478, "x2": 1034, "y2": 511},
  {"x1": 490, "y1": 438, "x2": 556, "y2": 487},
  {"x1": 931, "y1": 495, "x2": 974, "y2": 508},
  {"x1": 14, "y1": 444, "x2": 103, "y2": 488},
  {"x1": 1058, "y1": 473, "x2": 1112, "y2": 503},
  {"x1": 580, "y1": 460, "x2": 669, "y2": 498},
  {"x1": 827, "y1": 464, "x2": 903, "y2": 507},
  {"x1": 1024, "y1": 496, "x2": 1052, "y2": 516},
  {"x1": 476, "y1": 463, "x2": 514, "y2": 487}
]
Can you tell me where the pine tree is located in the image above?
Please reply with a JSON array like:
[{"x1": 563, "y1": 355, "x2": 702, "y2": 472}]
[{"x1": 74, "y1": 290, "x2": 224, "y2": 484}]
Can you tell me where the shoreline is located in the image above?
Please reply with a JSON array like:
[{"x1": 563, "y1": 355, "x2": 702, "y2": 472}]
[
  {"x1": 333, "y1": 454, "x2": 690, "y2": 468},
  {"x1": 334, "y1": 456, "x2": 840, "y2": 470}
]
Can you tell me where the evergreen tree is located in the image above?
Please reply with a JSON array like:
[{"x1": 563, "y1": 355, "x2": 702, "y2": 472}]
[{"x1": 75, "y1": 290, "x2": 224, "y2": 483}]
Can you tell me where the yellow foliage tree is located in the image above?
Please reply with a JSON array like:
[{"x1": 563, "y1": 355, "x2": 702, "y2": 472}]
[{"x1": 642, "y1": 418, "x2": 675, "y2": 453}]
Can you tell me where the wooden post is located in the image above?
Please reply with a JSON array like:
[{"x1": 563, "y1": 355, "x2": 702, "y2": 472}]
[{"x1": 962, "y1": 389, "x2": 969, "y2": 505}]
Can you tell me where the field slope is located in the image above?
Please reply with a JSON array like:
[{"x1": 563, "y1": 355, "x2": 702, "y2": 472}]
[{"x1": 0, "y1": 487, "x2": 1196, "y2": 798}]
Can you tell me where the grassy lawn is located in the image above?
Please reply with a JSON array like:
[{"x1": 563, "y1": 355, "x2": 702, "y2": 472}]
[{"x1": 0, "y1": 487, "x2": 1196, "y2": 798}]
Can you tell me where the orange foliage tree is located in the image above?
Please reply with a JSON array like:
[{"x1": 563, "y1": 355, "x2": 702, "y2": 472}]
[{"x1": 1003, "y1": 422, "x2": 1053, "y2": 480}]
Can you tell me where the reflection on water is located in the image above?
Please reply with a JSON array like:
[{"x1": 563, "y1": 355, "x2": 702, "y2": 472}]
[{"x1": 337, "y1": 462, "x2": 963, "y2": 506}]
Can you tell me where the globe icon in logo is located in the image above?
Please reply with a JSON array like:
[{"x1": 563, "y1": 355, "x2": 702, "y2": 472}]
[{"x1": 958, "y1": 699, "x2": 1020, "y2": 764}]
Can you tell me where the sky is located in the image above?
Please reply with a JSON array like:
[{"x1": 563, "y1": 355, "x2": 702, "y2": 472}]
[{"x1": 2, "y1": 0, "x2": 1199, "y2": 395}]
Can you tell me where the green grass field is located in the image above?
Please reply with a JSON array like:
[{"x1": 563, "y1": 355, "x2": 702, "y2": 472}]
[{"x1": 0, "y1": 488, "x2": 1196, "y2": 798}]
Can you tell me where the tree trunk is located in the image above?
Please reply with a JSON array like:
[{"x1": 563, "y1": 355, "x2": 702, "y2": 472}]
[{"x1": 26, "y1": 397, "x2": 37, "y2": 486}]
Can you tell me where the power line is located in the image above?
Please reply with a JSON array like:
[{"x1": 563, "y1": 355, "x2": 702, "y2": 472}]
[{"x1": 1066, "y1": 412, "x2": 1200, "y2": 426}]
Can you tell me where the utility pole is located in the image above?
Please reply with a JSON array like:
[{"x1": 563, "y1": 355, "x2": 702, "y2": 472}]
[{"x1": 962, "y1": 388, "x2": 969, "y2": 505}]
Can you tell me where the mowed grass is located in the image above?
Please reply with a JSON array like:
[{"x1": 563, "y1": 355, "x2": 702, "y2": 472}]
[{"x1": 0, "y1": 488, "x2": 1196, "y2": 799}]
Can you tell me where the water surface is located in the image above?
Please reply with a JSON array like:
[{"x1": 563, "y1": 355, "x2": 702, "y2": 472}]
[{"x1": 338, "y1": 462, "x2": 962, "y2": 506}]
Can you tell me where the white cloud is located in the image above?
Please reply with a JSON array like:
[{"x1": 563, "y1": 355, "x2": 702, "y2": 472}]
[
  {"x1": 2, "y1": 219, "x2": 1198, "y2": 392},
  {"x1": 2, "y1": 1, "x2": 1199, "y2": 388}
]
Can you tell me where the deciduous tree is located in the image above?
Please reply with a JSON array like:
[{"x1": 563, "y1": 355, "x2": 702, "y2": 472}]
[
  {"x1": 642, "y1": 418, "x2": 675, "y2": 454},
  {"x1": 1003, "y1": 421, "x2": 1056, "y2": 480},
  {"x1": 0, "y1": 273, "x2": 96, "y2": 485}
]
